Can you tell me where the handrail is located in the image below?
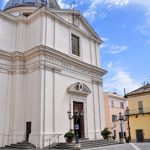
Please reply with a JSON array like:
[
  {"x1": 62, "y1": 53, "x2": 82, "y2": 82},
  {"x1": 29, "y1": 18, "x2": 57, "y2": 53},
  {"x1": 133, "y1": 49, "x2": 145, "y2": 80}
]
[{"x1": 44, "y1": 134, "x2": 62, "y2": 149}]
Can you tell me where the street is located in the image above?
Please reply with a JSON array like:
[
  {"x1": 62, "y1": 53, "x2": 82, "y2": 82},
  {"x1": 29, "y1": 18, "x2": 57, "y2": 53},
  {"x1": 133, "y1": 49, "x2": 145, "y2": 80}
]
[{"x1": 88, "y1": 143, "x2": 150, "y2": 150}]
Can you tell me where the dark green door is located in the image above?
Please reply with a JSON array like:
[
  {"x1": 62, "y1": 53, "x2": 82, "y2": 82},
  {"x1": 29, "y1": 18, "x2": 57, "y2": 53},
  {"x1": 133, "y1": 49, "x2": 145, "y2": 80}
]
[{"x1": 136, "y1": 129, "x2": 144, "y2": 142}]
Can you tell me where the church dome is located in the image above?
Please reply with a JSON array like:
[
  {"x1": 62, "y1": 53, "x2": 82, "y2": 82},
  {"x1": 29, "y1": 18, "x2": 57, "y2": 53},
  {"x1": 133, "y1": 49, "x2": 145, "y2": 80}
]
[{"x1": 4, "y1": 0, "x2": 60, "y2": 10}]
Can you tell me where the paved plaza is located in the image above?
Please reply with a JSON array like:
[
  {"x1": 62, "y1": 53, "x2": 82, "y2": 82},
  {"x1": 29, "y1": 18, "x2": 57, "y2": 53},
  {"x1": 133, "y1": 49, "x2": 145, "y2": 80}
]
[
  {"x1": 0, "y1": 143, "x2": 150, "y2": 150},
  {"x1": 88, "y1": 143, "x2": 150, "y2": 150}
]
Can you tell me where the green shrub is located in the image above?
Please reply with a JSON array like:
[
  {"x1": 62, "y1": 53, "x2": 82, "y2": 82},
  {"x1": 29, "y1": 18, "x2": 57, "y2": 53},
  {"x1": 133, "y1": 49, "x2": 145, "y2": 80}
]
[
  {"x1": 64, "y1": 129, "x2": 75, "y2": 140},
  {"x1": 101, "y1": 128, "x2": 111, "y2": 139}
]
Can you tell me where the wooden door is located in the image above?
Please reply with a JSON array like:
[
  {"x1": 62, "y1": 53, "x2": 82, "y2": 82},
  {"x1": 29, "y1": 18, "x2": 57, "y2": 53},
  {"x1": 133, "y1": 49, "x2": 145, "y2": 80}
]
[{"x1": 73, "y1": 102, "x2": 85, "y2": 138}]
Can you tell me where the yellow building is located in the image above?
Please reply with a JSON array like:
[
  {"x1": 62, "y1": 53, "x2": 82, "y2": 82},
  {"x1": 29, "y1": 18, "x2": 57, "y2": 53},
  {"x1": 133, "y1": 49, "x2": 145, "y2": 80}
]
[
  {"x1": 104, "y1": 92, "x2": 128, "y2": 141},
  {"x1": 126, "y1": 83, "x2": 150, "y2": 142}
]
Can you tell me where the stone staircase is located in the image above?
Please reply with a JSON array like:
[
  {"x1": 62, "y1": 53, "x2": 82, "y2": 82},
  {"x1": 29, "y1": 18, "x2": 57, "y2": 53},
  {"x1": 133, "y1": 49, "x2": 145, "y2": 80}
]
[
  {"x1": 52, "y1": 139, "x2": 119, "y2": 149},
  {"x1": 4, "y1": 141, "x2": 36, "y2": 149}
]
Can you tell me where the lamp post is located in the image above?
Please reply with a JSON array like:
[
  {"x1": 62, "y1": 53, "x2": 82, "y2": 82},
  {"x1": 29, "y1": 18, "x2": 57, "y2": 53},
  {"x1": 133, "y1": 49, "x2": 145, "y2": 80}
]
[
  {"x1": 67, "y1": 109, "x2": 84, "y2": 150},
  {"x1": 118, "y1": 112, "x2": 125, "y2": 144},
  {"x1": 126, "y1": 107, "x2": 131, "y2": 142}
]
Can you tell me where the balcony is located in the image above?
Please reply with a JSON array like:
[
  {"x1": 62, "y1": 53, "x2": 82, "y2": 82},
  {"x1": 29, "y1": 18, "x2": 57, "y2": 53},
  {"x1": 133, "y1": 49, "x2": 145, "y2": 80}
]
[{"x1": 128, "y1": 107, "x2": 150, "y2": 116}]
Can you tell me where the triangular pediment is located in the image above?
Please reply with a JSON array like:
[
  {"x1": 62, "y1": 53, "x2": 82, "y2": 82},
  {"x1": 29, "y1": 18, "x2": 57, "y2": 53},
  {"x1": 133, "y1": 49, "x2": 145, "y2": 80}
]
[
  {"x1": 50, "y1": 9, "x2": 102, "y2": 42},
  {"x1": 79, "y1": 14, "x2": 101, "y2": 41}
]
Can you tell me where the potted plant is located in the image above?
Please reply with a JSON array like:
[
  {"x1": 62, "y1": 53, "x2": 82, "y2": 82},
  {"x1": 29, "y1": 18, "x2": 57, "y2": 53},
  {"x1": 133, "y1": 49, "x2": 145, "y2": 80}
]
[
  {"x1": 101, "y1": 128, "x2": 111, "y2": 139},
  {"x1": 64, "y1": 129, "x2": 75, "y2": 143},
  {"x1": 112, "y1": 136, "x2": 116, "y2": 140},
  {"x1": 125, "y1": 136, "x2": 130, "y2": 143}
]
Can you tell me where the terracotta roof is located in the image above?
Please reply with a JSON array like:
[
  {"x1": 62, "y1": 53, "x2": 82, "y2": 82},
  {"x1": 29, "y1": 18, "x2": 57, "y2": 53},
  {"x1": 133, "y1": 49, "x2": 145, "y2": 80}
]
[{"x1": 126, "y1": 83, "x2": 150, "y2": 96}]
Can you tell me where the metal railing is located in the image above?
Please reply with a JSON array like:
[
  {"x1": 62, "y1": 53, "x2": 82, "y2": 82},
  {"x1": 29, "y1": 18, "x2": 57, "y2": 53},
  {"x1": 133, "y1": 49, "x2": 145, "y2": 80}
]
[
  {"x1": 128, "y1": 107, "x2": 150, "y2": 115},
  {"x1": 44, "y1": 134, "x2": 62, "y2": 149}
]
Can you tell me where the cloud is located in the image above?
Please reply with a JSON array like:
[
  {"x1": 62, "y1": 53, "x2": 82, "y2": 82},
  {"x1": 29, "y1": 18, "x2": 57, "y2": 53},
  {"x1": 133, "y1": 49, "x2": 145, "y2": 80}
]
[
  {"x1": 106, "y1": 0, "x2": 129, "y2": 7},
  {"x1": 100, "y1": 37, "x2": 109, "y2": 48},
  {"x1": 101, "y1": 37, "x2": 109, "y2": 42},
  {"x1": 57, "y1": 0, "x2": 71, "y2": 9},
  {"x1": 107, "y1": 61, "x2": 113, "y2": 69},
  {"x1": 134, "y1": 18, "x2": 150, "y2": 35},
  {"x1": 104, "y1": 69, "x2": 140, "y2": 95},
  {"x1": 83, "y1": 0, "x2": 150, "y2": 20},
  {"x1": 100, "y1": 39, "x2": 128, "y2": 55},
  {"x1": 103, "y1": 61, "x2": 140, "y2": 95},
  {"x1": 107, "y1": 45, "x2": 128, "y2": 54},
  {"x1": 130, "y1": 0, "x2": 150, "y2": 8},
  {"x1": 83, "y1": 0, "x2": 129, "y2": 20},
  {"x1": 83, "y1": 0, "x2": 103, "y2": 19}
]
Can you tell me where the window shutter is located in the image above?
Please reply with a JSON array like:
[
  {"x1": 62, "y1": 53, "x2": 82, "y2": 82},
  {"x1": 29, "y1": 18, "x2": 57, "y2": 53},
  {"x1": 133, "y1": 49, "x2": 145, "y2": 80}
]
[{"x1": 72, "y1": 34, "x2": 80, "y2": 56}]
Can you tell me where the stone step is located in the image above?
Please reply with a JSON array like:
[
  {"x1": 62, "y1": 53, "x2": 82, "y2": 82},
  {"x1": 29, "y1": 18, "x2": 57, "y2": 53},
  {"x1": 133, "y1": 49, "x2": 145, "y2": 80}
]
[
  {"x1": 53, "y1": 139, "x2": 119, "y2": 149},
  {"x1": 57, "y1": 141, "x2": 118, "y2": 146},
  {"x1": 5, "y1": 141, "x2": 36, "y2": 149},
  {"x1": 11, "y1": 144, "x2": 35, "y2": 148},
  {"x1": 54, "y1": 144, "x2": 116, "y2": 149},
  {"x1": 12, "y1": 143, "x2": 35, "y2": 147}
]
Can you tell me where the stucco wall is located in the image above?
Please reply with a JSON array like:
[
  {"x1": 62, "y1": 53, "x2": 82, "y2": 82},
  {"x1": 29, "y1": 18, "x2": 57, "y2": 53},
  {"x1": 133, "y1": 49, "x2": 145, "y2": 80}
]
[
  {"x1": 128, "y1": 93, "x2": 150, "y2": 141},
  {"x1": 104, "y1": 93, "x2": 128, "y2": 141},
  {"x1": 0, "y1": 9, "x2": 101, "y2": 67}
]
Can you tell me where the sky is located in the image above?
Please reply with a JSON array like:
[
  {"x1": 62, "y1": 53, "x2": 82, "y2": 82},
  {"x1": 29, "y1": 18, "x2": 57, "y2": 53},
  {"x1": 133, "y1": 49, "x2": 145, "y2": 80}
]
[{"x1": 0, "y1": 0, "x2": 150, "y2": 95}]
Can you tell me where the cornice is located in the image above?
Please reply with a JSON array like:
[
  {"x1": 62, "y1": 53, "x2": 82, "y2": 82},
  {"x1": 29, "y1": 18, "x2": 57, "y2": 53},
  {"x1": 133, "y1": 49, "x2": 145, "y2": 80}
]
[
  {"x1": 0, "y1": 45, "x2": 107, "y2": 77},
  {"x1": 49, "y1": 9, "x2": 80, "y2": 14},
  {"x1": 0, "y1": 10, "x2": 16, "y2": 21},
  {"x1": 108, "y1": 94, "x2": 126, "y2": 101},
  {"x1": 29, "y1": 45, "x2": 107, "y2": 76}
]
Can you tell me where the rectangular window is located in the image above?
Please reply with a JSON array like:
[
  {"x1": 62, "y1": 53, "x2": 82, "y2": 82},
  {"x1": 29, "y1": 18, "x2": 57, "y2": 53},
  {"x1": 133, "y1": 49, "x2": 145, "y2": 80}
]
[
  {"x1": 111, "y1": 100, "x2": 114, "y2": 107},
  {"x1": 138, "y1": 101, "x2": 143, "y2": 113},
  {"x1": 112, "y1": 115, "x2": 117, "y2": 122},
  {"x1": 120, "y1": 102, "x2": 124, "y2": 109},
  {"x1": 72, "y1": 34, "x2": 80, "y2": 56}
]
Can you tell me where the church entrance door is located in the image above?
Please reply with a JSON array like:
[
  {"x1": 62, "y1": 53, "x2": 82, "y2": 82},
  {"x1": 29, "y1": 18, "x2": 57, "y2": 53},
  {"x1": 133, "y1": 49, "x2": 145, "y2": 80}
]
[{"x1": 73, "y1": 102, "x2": 85, "y2": 138}]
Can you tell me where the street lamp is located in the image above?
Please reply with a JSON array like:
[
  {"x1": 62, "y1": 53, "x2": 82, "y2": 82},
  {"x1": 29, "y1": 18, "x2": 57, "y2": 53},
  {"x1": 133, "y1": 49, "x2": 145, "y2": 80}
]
[
  {"x1": 67, "y1": 109, "x2": 84, "y2": 150},
  {"x1": 126, "y1": 107, "x2": 131, "y2": 142},
  {"x1": 118, "y1": 112, "x2": 125, "y2": 144},
  {"x1": 67, "y1": 110, "x2": 72, "y2": 119}
]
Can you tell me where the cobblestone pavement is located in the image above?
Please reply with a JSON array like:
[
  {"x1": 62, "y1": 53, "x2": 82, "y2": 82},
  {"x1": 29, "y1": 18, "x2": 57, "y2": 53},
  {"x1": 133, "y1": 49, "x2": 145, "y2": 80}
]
[
  {"x1": 1, "y1": 143, "x2": 150, "y2": 150},
  {"x1": 87, "y1": 143, "x2": 150, "y2": 150}
]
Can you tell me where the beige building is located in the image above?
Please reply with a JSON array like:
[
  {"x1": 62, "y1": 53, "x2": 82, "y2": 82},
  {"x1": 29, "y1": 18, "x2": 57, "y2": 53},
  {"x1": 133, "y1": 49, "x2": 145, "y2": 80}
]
[{"x1": 104, "y1": 92, "x2": 128, "y2": 141}]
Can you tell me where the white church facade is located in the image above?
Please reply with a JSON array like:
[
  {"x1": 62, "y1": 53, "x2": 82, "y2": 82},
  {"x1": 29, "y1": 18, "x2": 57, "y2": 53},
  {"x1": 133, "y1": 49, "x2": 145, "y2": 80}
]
[{"x1": 0, "y1": 0, "x2": 107, "y2": 148}]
